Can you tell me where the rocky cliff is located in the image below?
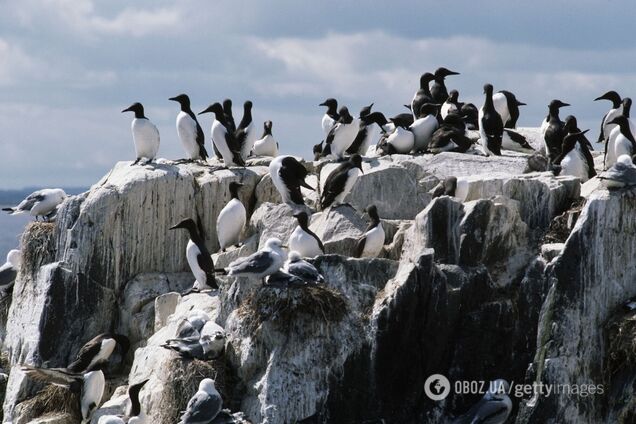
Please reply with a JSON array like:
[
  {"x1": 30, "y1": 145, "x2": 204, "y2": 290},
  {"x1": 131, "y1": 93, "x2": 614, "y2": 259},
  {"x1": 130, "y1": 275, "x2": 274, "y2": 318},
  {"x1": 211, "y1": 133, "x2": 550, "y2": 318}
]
[{"x1": 0, "y1": 136, "x2": 634, "y2": 423}]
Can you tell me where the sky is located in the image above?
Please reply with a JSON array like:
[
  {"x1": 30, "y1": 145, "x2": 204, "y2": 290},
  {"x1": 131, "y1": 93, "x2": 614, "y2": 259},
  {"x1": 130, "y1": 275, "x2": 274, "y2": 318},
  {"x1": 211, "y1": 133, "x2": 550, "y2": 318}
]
[{"x1": 1, "y1": 0, "x2": 635, "y2": 189}]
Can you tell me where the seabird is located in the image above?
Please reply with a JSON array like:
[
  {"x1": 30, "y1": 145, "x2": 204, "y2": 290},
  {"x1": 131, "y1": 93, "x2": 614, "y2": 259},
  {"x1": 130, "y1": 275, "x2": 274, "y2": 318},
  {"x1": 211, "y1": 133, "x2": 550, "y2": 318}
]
[
  {"x1": 430, "y1": 67, "x2": 460, "y2": 104},
  {"x1": 320, "y1": 154, "x2": 364, "y2": 209},
  {"x1": 599, "y1": 154, "x2": 636, "y2": 189},
  {"x1": 492, "y1": 90, "x2": 526, "y2": 129},
  {"x1": 169, "y1": 218, "x2": 218, "y2": 293},
  {"x1": 346, "y1": 103, "x2": 377, "y2": 155},
  {"x1": 252, "y1": 121, "x2": 279, "y2": 157},
  {"x1": 174, "y1": 311, "x2": 211, "y2": 339},
  {"x1": 428, "y1": 113, "x2": 474, "y2": 153},
  {"x1": 236, "y1": 100, "x2": 259, "y2": 160},
  {"x1": 354, "y1": 205, "x2": 385, "y2": 258},
  {"x1": 479, "y1": 83, "x2": 504, "y2": 156},
  {"x1": 460, "y1": 103, "x2": 479, "y2": 130},
  {"x1": 121, "y1": 102, "x2": 160, "y2": 166},
  {"x1": 269, "y1": 155, "x2": 314, "y2": 206},
  {"x1": 169, "y1": 94, "x2": 209, "y2": 161},
  {"x1": 67, "y1": 333, "x2": 130, "y2": 374},
  {"x1": 283, "y1": 251, "x2": 325, "y2": 284},
  {"x1": 313, "y1": 141, "x2": 324, "y2": 161},
  {"x1": 3, "y1": 188, "x2": 67, "y2": 221},
  {"x1": 0, "y1": 249, "x2": 20, "y2": 296},
  {"x1": 377, "y1": 114, "x2": 414, "y2": 155},
  {"x1": 501, "y1": 128, "x2": 534, "y2": 153},
  {"x1": 410, "y1": 72, "x2": 435, "y2": 120},
  {"x1": 441, "y1": 90, "x2": 462, "y2": 120},
  {"x1": 607, "y1": 115, "x2": 636, "y2": 162},
  {"x1": 319, "y1": 98, "x2": 340, "y2": 136},
  {"x1": 162, "y1": 321, "x2": 225, "y2": 360},
  {"x1": 217, "y1": 182, "x2": 246, "y2": 252},
  {"x1": 224, "y1": 238, "x2": 287, "y2": 282},
  {"x1": 605, "y1": 98, "x2": 634, "y2": 169},
  {"x1": 542, "y1": 99, "x2": 570, "y2": 162},
  {"x1": 411, "y1": 103, "x2": 439, "y2": 153},
  {"x1": 429, "y1": 176, "x2": 458, "y2": 198},
  {"x1": 553, "y1": 129, "x2": 596, "y2": 182},
  {"x1": 452, "y1": 379, "x2": 512, "y2": 424},
  {"x1": 288, "y1": 211, "x2": 324, "y2": 258},
  {"x1": 198, "y1": 103, "x2": 245, "y2": 167},
  {"x1": 594, "y1": 90, "x2": 622, "y2": 145},
  {"x1": 222, "y1": 99, "x2": 236, "y2": 134},
  {"x1": 321, "y1": 106, "x2": 360, "y2": 159},
  {"x1": 21, "y1": 364, "x2": 107, "y2": 423},
  {"x1": 178, "y1": 378, "x2": 222, "y2": 424},
  {"x1": 97, "y1": 379, "x2": 149, "y2": 424}
]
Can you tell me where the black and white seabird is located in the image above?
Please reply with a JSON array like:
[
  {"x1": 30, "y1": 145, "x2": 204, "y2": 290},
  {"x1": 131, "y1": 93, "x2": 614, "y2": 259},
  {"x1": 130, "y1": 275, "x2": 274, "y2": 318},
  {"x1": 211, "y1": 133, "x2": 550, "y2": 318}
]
[
  {"x1": 377, "y1": 114, "x2": 415, "y2": 155},
  {"x1": 3, "y1": 188, "x2": 67, "y2": 221},
  {"x1": 479, "y1": 84, "x2": 504, "y2": 156},
  {"x1": 322, "y1": 106, "x2": 360, "y2": 159},
  {"x1": 553, "y1": 129, "x2": 596, "y2": 182},
  {"x1": 269, "y1": 155, "x2": 314, "y2": 206},
  {"x1": 428, "y1": 113, "x2": 474, "y2": 153},
  {"x1": 501, "y1": 128, "x2": 534, "y2": 153},
  {"x1": 283, "y1": 251, "x2": 325, "y2": 284},
  {"x1": 492, "y1": 90, "x2": 526, "y2": 129},
  {"x1": 225, "y1": 238, "x2": 287, "y2": 282},
  {"x1": 162, "y1": 321, "x2": 225, "y2": 360},
  {"x1": 178, "y1": 378, "x2": 222, "y2": 424},
  {"x1": 606, "y1": 98, "x2": 634, "y2": 169},
  {"x1": 599, "y1": 154, "x2": 636, "y2": 189},
  {"x1": 430, "y1": 67, "x2": 460, "y2": 104},
  {"x1": 542, "y1": 99, "x2": 570, "y2": 162},
  {"x1": 607, "y1": 115, "x2": 636, "y2": 162},
  {"x1": 252, "y1": 121, "x2": 279, "y2": 157},
  {"x1": 97, "y1": 379, "x2": 149, "y2": 424},
  {"x1": 411, "y1": 103, "x2": 439, "y2": 152},
  {"x1": 354, "y1": 205, "x2": 385, "y2": 258},
  {"x1": 460, "y1": 103, "x2": 479, "y2": 130},
  {"x1": 222, "y1": 98, "x2": 236, "y2": 134},
  {"x1": 346, "y1": 103, "x2": 377, "y2": 155},
  {"x1": 236, "y1": 100, "x2": 259, "y2": 160},
  {"x1": 429, "y1": 176, "x2": 458, "y2": 198},
  {"x1": 217, "y1": 182, "x2": 246, "y2": 252},
  {"x1": 319, "y1": 98, "x2": 340, "y2": 136},
  {"x1": 288, "y1": 211, "x2": 324, "y2": 258},
  {"x1": 0, "y1": 249, "x2": 20, "y2": 296},
  {"x1": 170, "y1": 218, "x2": 218, "y2": 293},
  {"x1": 169, "y1": 94, "x2": 209, "y2": 161},
  {"x1": 594, "y1": 90, "x2": 622, "y2": 145},
  {"x1": 441, "y1": 90, "x2": 462, "y2": 120},
  {"x1": 320, "y1": 154, "x2": 364, "y2": 209},
  {"x1": 198, "y1": 103, "x2": 245, "y2": 167},
  {"x1": 67, "y1": 333, "x2": 130, "y2": 373},
  {"x1": 21, "y1": 364, "x2": 107, "y2": 422},
  {"x1": 452, "y1": 379, "x2": 512, "y2": 424},
  {"x1": 121, "y1": 102, "x2": 160, "y2": 166},
  {"x1": 410, "y1": 72, "x2": 435, "y2": 120}
]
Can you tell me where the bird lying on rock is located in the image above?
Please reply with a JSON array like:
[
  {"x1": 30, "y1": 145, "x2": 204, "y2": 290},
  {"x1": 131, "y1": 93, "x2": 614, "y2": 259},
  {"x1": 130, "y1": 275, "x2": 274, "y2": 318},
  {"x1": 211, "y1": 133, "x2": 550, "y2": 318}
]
[
  {"x1": 179, "y1": 378, "x2": 223, "y2": 424},
  {"x1": 599, "y1": 154, "x2": 636, "y2": 189},
  {"x1": 221, "y1": 238, "x2": 287, "y2": 283},
  {"x1": 162, "y1": 320, "x2": 225, "y2": 360},
  {"x1": 97, "y1": 379, "x2": 149, "y2": 424},
  {"x1": 283, "y1": 251, "x2": 324, "y2": 284}
]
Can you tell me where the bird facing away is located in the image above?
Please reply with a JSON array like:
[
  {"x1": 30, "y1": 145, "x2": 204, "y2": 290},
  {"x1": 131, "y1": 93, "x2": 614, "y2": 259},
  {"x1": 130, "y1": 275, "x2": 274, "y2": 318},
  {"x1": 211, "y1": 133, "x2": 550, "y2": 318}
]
[
  {"x1": 3, "y1": 188, "x2": 67, "y2": 221},
  {"x1": 320, "y1": 154, "x2": 364, "y2": 209},
  {"x1": 225, "y1": 238, "x2": 287, "y2": 282},
  {"x1": 121, "y1": 102, "x2": 160, "y2": 166},
  {"x1": 178, "y1": 378, "x2": 222, "y2": 424},
  {"x1": 269, "y1": 155, "x2": 314, "y2": 206},
  {"x1": 0, "y1": 249, "x2": 21, "y2": 296},
  {"x1": 170, "y1": 218, "x2": 218, "y2": 293},
  {"x1": 355, "y1": 205, "x2": 385, "y2": 258},
  {"x1": 169, "y1": 94, "x2": 209, "y2": 161},
  {"x1": 217, "y1": 182, "x2": 246, "y2": 252},
  {"x1": 288, "y1": 211, "x2": 324, "y2": 258}
]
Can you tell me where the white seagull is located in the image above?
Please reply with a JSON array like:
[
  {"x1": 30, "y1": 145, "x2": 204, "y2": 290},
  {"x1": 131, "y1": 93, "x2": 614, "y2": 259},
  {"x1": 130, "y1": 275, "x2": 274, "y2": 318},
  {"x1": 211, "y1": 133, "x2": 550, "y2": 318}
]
[
  {"x1": 3, "y1": 188, "x2": 67, "y2": 221},
  {"x1": 225, "y1": 238, "x2": 287, "y2": 282},
  {"x1": 178, "y1": 378, "x2": 223, "y2": 424}
]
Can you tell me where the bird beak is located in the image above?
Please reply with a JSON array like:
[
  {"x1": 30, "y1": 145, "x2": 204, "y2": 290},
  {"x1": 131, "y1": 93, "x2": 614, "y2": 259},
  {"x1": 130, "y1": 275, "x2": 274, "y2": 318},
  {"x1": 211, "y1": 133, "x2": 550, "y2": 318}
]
[
  {"x1": 198, "y1": 106, "x2": 213, "y2": 115},
  {"x1": 358, "y1": 165, "x2": 364, "y2": 173},
  {"x1": 517, "y1": 101, "x2": 527, "y2": 106},
  {"x1": 319, "y1": 102, "x2": 327, "y2": 106},
  {"x1": 121, "y1": 106, "x2": 133, "y2": 113},
  {"x1": 169, "y1": 224, "x2": 179, "y2": 230},
  {"x1": 168, "y1": 96, "x2": 178, "y2": 102},
  {"x1": 282, "y1": 244, "x2": 289, "y2": 249},
  {"x1": 561, "y1": 102, "x2": 570, "y2": 107}
]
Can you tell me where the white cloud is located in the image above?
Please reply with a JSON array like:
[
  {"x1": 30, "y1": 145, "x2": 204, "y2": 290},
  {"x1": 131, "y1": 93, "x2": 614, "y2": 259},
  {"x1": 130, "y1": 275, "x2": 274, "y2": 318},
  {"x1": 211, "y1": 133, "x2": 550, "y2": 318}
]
[{"x1": 0, "y1": 39, "x2": 39, "y2": 85}]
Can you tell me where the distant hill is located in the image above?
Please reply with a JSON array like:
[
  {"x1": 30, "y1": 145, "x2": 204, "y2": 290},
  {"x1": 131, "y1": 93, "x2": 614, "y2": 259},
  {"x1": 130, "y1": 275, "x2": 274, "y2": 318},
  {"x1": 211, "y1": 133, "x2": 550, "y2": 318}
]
[{"x1": 0, "y1": 187, "x2": 88, "y2": 205}]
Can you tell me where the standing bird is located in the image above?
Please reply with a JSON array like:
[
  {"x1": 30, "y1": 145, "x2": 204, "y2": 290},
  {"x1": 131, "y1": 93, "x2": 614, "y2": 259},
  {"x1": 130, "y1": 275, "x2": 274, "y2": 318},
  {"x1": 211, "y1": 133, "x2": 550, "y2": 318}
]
[
  {"x1": 322, "y1": 106, "x2": 360, "y2": 159},
  {"x1": 460, "y1": 103, "x2": 479, "y2": 130},
  {"x1": 0, "y1": 249, "x2": 21, "y2": 296},
  {"x1": 198, "y1": 103, "x2": 245, "y2": 167},
  {"x1": 594, "y1": 91, "x2": 622, "y2": 144},
  {"x1": 319, "y1": 98, "x2": 340, "y2": 136},
  {"x1": 97, "y1": 379, "x2": 149, "y2": 424},
  {"x1": 605, "y1": 98, "x2": 634, "y2": 169},
  {"x1": 178, "y1": 378, "x2": 222, "y2": 424},
  {"x1": 479, "y1": 84, "x2": 504, "y2": 156},
  {"x1": 492, "y1": 90, "x2": 526, "y2": 129},
  {"x1": 429, "y1": 176, "x2": 458, "y2": 198},
  {"x1": 346, "y1": 103, "x2": 376, "y2": 155},
  {"x1": 252, "y1": 121, "x2": 279, "y2": 157},
  {"x1": 430, "y1": 67, "x2": 460, "y2": 104},
  {"x1": 236, "y1": 100, "x2": 259, "y2": 160},
  {"x1": 354, "y1": 205, "x2": 385, "y2": 258},
  {"x1": 67, "y1": 333, "x2": 130, "y2": 373},
  {"x1": 162, "y1": 321, "x2": 225, "y2": 360},
  {"x1": 607, "y1": 115, "x2": 636, "y2": 162},
  {"x1": 283, "y1": 251, "x2": 325, "y2": 284},
  {"x1": 410, "y1": 72, "x2": 436, "y2": 120},
  {"x1": 553, "y1": 129, "x2": 596, "y2": 182},
  {"x1": 377, "y1": 115, "x2": 415, "y2": 155},
  {"x1": 269, "y1": 155, "x2": 314, "y2": 206},
  {"x1": 224, "y1": 238, "x2": 287, "y2": 282},
  {"x1": 3, "y1": 188, "x2": 67, "y2": 221},
  {"x1": 121, "y1": 102, "x2": 160, "y2": 166},
  {"x1": 452, "y1": 379, "x2": 512, "y2": 424},
  {"x1": 542, "y1": 100, "x2": 570, "y2": 162},
  {"x1": 222, "y1": 99, "x2": 236, "y2": 134},
  {"x1": 288, "y1": 211, "x2": 324, "y2": 258},
  {"x1": 169, "y1": 219, "x2": 218, "y2": 293},
  {"x1": 217, "y1": 182, "x2": 246, "y2": 252},
  {"x1": 411, "y1": 103, "x2": 440, "y2": 152},
  {"x1": 441, "y1": 90, "x2": 462, "y2": 119},
  {"x1": 169, "y1": 94, "x2": 209, "y2": 161},
  {"x1": 320, "y1": 154, "x2": 364, "y2": 209}
]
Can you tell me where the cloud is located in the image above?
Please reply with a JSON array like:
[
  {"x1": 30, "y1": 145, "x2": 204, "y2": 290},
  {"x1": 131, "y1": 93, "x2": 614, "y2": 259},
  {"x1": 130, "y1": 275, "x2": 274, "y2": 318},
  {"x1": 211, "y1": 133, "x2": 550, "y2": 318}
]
[{"x1": 0, "y1": 39, "x2": 39, "y2": 86}]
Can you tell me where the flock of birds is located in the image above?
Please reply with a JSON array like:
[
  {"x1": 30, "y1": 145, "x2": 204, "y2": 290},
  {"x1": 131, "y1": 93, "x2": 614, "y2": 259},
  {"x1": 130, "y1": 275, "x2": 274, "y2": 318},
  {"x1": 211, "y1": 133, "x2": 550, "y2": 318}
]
[{"x1": 3, "y1": 66, "x2": 636, "y2": 424}]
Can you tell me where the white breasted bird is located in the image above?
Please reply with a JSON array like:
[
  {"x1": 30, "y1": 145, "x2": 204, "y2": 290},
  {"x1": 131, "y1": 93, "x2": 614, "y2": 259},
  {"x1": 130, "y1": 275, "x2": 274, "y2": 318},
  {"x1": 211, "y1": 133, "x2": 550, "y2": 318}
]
[{"x1": 121, "y1": 102, "x2": 160, "y2": 166}]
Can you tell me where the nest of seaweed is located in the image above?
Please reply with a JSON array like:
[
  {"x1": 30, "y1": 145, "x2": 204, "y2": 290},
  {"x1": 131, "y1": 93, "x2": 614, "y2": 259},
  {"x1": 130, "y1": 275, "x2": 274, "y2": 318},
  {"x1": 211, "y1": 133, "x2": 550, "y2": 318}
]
[
  {"x1": 17, "y1": 385, "x2": 81, "y2": 422},
  {"x1": 21, "y1": 222, "x2": 56, "y2": 276},
  {"x1": 542, "y1": 197, "x2": 586, "y2": 244}
]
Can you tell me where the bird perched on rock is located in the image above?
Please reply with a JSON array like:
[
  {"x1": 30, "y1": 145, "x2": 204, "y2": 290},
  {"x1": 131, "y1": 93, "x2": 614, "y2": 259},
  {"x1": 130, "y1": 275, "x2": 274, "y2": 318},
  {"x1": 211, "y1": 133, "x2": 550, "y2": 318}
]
[
  {"x1": 600, "y1": 154, "x2": 636, "y2": 189},
  {"x1": 553, "y1": 129, "x2": 596, "y2": 182},
  {"x1": 320, "y1": 154, "x2": 364, "y2": 209},
  {"x1": 169, "y1": 94, "x2": 209, "y2": 162},
  {"x1": 3, "y1": 188, "x2": 67, "y2": 221},
  {"x1": 162, "y1": 320, "x2": 225, "y2": 360},
  {"x1": 606, "y1": 98, "x2": 635, "y2": 169},
  {"x1": 252, "y1": 121, "x2": 278, "y2": 157},
  {"x1": 410, "y1": 72, "x2": 435, "y2": 120},
  {"x1": 441, "y1": 90, "x2": 463, "y2": 120},
  {"x1": 492, "y1": 90, "x2": 526, "y2": 129},
  {"x1": 355, "y1": 205, "x2": 385, "y2": 258},
  {"x1": 542, "y1": 99, "x2": 570, "y2": 162},
  {"x1": 178, "y1": 378, "x2": 222, "y2": 424},
  {"x1": 0, "y1": 249, "x2": 21, "y2": 297},
  {"x1": 594, "y1": 90, "x2": 622, "y2": 145},
  {"x1": 223, "y1": 238, "x2": 287, "y2": 283},
  {"x1": 429, "y1": 177, "x2": 458, "y2": 198},
  {"x1": 236, "y1": 100, "x2": 259, "y2": 160},
  {"x1": 430, "y1": 67, "x2": 460, "y2": 104},
  {"x1": 428, "y1": 113, "x2": 474, "y2": 154},
  {"x1": 198, "y1": 103, "x2": 245, "y2": 167},
  {"x1": 411, "y1": 103, "x2": 439, "y2": 153},
  {"x1": 269, "y1": 155, "x2": 314, "y2": 207},
  {"x1": 319, "y1": 98, "x2": 340, "y2": 136},
  {"x1": 121, "y1": 102, "x2": 160, "y2": 166},
  {"x1": 321, "y1": 106, "x2": 360, "y2": 159},
  {"x1": 607, "y1": 115, "x2": 636, "y2": 163},
  {"x1": 452, "y1": 379, "x2": 512, "y2": 424},
  {"x1": 283, "y1": 251, "x2": 325, "y2": 284},
  {"x1": 97, "y1": 379, "x2": 148, "y2": 424},
  {"x1": 217, "y1": 182, "x2": 246, "y2": 252},
  {"x1": 288, "y1": 211, "x2": 324, "y2": 258},
  {"x1": 170, "y1": 218, "x2": 218, "y2": 293},
  {"x1": 67, "y1": 333, "x2": 130, "y2": 374},
  {"x1": 479, "y1": 83, "x2": 503, "y2": 156},
  {"x1": 346, "y1": 103, "x2": 377, "y2": 155},
  {"x1": 377, "y1": 114, "x2": 415, "y2": 155}
]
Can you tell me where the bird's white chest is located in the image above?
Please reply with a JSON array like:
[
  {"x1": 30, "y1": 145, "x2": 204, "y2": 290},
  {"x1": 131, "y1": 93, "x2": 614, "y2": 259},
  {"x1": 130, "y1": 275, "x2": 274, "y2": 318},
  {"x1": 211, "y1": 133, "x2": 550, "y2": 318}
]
[
  {"x1": 362, "y1": 223, "x2": 385, "y2": 257},
  {"x1": 614, "y1": 134, "x2": 634, "y2": 158},
  {"x1": 253, "y1": 134, "x2": 278, "y2": 156},
  {"x1": 131, "y1": 118, "x2": 160, "y2": 158},
  {"x1": 322, "y1": 114, "x2": 336, "y2": 135},
  {"x1": 441, "y1": 102, "x2": 457, "y2": 119},
  {"x1": 333, "y1": 119, "x2": 361, "y2": 156},
  {"x1": 561, "y1": 145, "x2": 587, "y2": 181},
  {"x1": 387, "y1": 127, "x2": 415, "y2": 153},
  {"x1": 217, "y1": 198, "x2": 246, "y2": 249},
  {"x1": 176, "y1": 112, "x2": 199, "y2": 157},
  {"x1": 82, "y1": 370, "x2": 105, "y2": 419},
  {"x1": 186, "y1": 240, "x2": 206, "y2": 285},
  {"x1": 288, "y1": 226, "x2": 321, "y2": 257},
  {"x1": 492, "y1": 93, "x2": 509, "y2": 122},
  {"x1": 410, "y1": 116, "x2": 438, "y2": 150}
]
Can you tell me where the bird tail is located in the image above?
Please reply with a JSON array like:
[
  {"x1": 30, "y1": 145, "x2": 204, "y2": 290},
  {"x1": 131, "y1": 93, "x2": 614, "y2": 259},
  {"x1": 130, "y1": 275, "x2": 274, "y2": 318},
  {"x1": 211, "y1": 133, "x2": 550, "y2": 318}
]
[
  {"x1": 215, "y1": 268, "x2": 227, "y2": 275},
  {"x1": 2, "y1": 207, "x2": 16, "y2": 214},
  {"x1": 199, "y1": 145, "x2": 209, "y2": 160},
  {"x1": 232, "y1": 150, "x2": 246, "y2": 167},
  {"x1": 300, "y1": 180, "x2": 315, "y2": 191}
]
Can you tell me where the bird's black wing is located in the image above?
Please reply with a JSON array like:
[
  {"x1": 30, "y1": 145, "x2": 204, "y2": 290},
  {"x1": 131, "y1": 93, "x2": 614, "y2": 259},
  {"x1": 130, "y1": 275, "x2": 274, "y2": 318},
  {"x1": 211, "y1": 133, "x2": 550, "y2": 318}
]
[
  {"x1": 0, "y1": 267, "x2": 17, "y2": 288},
  {"x1": 67, "y1": 334, "x2": 105, "y2": 372},
  {"x1": 354, "y1": 236, "x2": 366, "y2": 258},
  {"x1": 320, "y1": 164, "x2": 350, "y2": 209},
  {"x1": 193, "y1": 120, "x2": 210, "y2": 160},
  {"x1": 500, "y1": 90, "x2": 520, "y2": 128},
  {"x1": 346, "y1": 125, "x2": 367, "y2": 155},
  {"x1": 180, "y1": 391, "x2": 222, "y2": 423},
  {"x1": 598, "y1": 111, "x2": 608, "y2": 144},
  {"x1": 224, "y1": 131, "x2": 246, "y2": 166},
  {"x1": 197, "y1": 252, "x2": 218, "y2": 288},
  {"x1": 21, "y1": 365, "x2": 84, "y2": 393},
  {"x1": 580, "y1": 141, "x2": 598, "y2": 178}
]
